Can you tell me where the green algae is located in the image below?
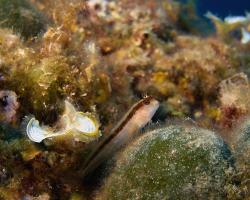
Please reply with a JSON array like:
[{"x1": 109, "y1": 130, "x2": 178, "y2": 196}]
[
  {"x1": 0, "y1": 0, "x2": 47, "y2": 39},
  {"x1": 232, "y1": 119, "x2": 250, "y2": 198},
  {"x1": 0, "y1": 0, "x2": 239, "y2": 127}
]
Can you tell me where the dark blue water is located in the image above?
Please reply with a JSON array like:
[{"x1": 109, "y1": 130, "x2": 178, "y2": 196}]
[
  {"x1": 177, "y1": 0, "x2": 250, "y2": 18},
  {"x1": 197, "y1": 0, "x2": 250, "y2": 18},
  {"x1": 176, "y1": 0, "x2": 250, "y2": 35}
]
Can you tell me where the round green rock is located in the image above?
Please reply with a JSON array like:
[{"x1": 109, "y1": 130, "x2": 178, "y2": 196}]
[
  {"x1": 234, "y1": 120, "x2": 250, "y2": 166},
  {"x1": 233, "y1": 120, "x2": 250, "y2": 198},
  {"x1": 98, "y1": 124, "x2": 233, "y2": 200},
  {"x1": 0, "y1": 0, "x2": 47, "y2": 39}
]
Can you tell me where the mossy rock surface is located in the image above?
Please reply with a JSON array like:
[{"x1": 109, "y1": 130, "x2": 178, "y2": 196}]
[
  {"x1": 233, "y1": 120, "x2": 250, "y2": 198},
  {"x1": 235, "y1": 121, "x2": 250, "y2": 163},
  {"x1": 0, "y1": 0, "x2": 47, "y2": 38},
  {"x1": 99, "y1": 125, "x2": 233, "y2": 200}
]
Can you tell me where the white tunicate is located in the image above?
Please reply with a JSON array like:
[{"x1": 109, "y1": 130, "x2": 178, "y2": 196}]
[
  {"x1": 25, "y1": 101, "x2": 100, "y2": 143},
  {"x1": 26, "y1": 118, "x2": 52, "y2": 143},
  {"x1": 73, "y1": 113, "x2": 98, "y2": 134}
]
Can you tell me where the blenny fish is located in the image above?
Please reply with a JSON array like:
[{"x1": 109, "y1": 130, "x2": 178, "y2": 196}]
[
  {"x1": 241, "y1": 28, "x2": 250, "y2": 44},
  {"x1": 81, "y1": 96, "x2": 159, "y2": 177}
]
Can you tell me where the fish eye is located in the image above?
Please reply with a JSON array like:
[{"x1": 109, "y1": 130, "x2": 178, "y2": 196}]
[
  {"x1": 0, "y1": 95, "x2": 8, "y2": 107},
  {"x1": 144, "y1": 98, "x2": 151, "y2": 105}
]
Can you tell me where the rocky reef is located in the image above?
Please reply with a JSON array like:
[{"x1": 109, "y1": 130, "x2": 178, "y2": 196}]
[{"x1": 0, "y1": 0, "x2": 249, "y2": 199}]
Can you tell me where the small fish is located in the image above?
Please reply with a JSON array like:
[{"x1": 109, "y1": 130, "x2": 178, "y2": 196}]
[
  {"x1": 81, "y1": 96, "x2": 159, "y2": 177},
  {"x1": 241, "y1": 28, "x2": 250, "y2": 44},
  {"x1": 205, "y1": 11, "x2": 250, "y2": 24},
  {"x1": 25, "y1": 101, "x2": 100, "y2": 143},
  {"x1": 224, "y1": 16, "x2": 247, "y2": 24}
]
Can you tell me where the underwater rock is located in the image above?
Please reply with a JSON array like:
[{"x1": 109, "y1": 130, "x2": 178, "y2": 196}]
[
  {"x1": 232, "y1": 119, "x2": 250, "y2": 198},
  {"x1": 0, "y1": 90, "x2": 19, "y2": 123},
  {"x1": 0, "y1": 0, "x2": 47, "y2": 39},
  {"x1": 98, "y1": 124, "x2": 233, "y2": 199}
]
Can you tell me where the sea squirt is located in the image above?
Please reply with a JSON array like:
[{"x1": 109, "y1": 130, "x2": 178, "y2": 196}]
[{"x1": 25, "y1": 100, "x2": 100, "y2": 143}]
